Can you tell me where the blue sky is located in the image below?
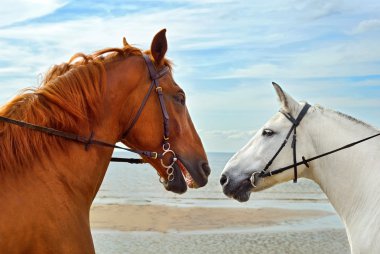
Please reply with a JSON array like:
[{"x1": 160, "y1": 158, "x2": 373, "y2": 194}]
[{"x1": 0, "y1": 0, "x2": 380, "y2": 152}]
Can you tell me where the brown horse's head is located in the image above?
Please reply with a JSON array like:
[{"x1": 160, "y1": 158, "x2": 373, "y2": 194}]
[{"x1": 112, "y1": 29, "x2": 210, "y2": 194}]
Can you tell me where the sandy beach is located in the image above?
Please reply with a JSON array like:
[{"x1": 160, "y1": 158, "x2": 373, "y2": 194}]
[
  {"x1": 91, "y1": 204, "x2": 331, "y2": 232},
  {"x1": 90, "y1": 155, "x2": 351, "y2": 253},
  {"x1": 90, "y1": 204, "x2": 350, "y2": 254}
]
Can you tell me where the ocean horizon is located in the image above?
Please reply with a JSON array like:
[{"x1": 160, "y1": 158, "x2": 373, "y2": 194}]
[{"x1": 95, "y1": 152, "x2": 330, "y2": 209}]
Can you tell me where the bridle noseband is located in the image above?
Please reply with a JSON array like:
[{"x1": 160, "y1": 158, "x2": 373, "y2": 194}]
[
  {"x1": 0, "y1": 54, "x2": 179, "y2": 184},
  {"x1": 250, "y1": 103, "x2": 380, "y2": 188}
]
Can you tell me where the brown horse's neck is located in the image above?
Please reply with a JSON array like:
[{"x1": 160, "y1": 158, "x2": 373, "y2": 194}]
[
  {"x1": 0, "y1": 59, "x2": 137, "y2": 253},
  {"x1": 45, "y1": 56, "x2": 147, "y2": 206},
  {"x1": 0, "y1": 56, "x2": 144, "y2": 210},
  {"x1": 40, "y1": 57, "x2": 146, "y2": 207},
  {"x1": 0, "y1": 57, "x2": 150, "y2": 254},
  {"x1": 0, "y1": 142, "x2": 113, "y2": 252}
]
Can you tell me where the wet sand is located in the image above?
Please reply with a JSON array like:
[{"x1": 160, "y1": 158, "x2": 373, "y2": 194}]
[
  {"x1": 90, "y1": 204, "x2": 331, "y2": 232},
  {"x1": 90, "y1": 204, "x2": 350, "y2": 254},
  {"x1": 92, "y1": 229, "x2": 349, "y2": 254}
]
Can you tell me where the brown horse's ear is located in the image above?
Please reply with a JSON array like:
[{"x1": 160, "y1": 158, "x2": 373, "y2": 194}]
[
  {"x1": 122, "y1": 37, "x2": 129, "y2": 47},
  {"x1": 150, "y1": 29, "x2": 168, "y2": 66}
]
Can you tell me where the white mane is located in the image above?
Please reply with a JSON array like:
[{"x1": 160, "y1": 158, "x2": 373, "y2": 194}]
[{"x1": 314, "y1": 104, "x2": 376, "y2": 130}]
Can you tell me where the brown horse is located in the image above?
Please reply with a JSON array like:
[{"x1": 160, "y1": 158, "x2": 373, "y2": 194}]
[{"x1": 0, "y1": 29, "x2": 210, "y2": 253}]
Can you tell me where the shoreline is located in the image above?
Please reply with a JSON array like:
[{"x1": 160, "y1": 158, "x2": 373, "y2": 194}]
[
  {"x1": 90, "y1": 204, "x2": 350, "y2": 253},
  {"x1": 90, "y1": 204, "x2": 333, "y2": 233}
]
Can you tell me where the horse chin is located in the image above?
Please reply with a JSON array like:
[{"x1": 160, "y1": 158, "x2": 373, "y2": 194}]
[
  {"x1": 223, "y1": 178, "x2": 253, "y2": 203},
  {"x1": 163, "y1": 158, "x2": 202, "y2": 194},
  {"x1": 164, "y1": 163, "x2": 188, "y2": 194},
  {"x1": 232, "y1": 191, "x2": 251, "y2": 202},
  {"x1": 251, "y1": 175, "x2": 277, "y2": 192}
]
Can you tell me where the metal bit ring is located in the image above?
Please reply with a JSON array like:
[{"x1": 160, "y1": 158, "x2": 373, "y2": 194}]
[
  {"x1": 160, "y1": 143, "x2": 177, "y2": 182},
  {"x1": 160, "y1": 144, "x2": 177, "y2": 169},
  {"x1": 250, "y1": 172, "x2": 259, "y2": 188}
]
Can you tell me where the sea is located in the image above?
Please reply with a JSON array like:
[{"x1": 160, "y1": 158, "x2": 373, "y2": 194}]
[
  {"x1": 95, "y1": 152, "x2": 328, "y2": 210},
  {"x1": 92, "y1": 152, "x2": 350, "y2": 254}
]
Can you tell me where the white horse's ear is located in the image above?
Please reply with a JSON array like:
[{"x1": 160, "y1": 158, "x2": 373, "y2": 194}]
[{"x1": 272, "y1": 82, "x2": 299, "y2": 113}]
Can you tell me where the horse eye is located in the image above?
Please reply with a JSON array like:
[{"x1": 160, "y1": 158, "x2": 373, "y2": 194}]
[
  {"x1": 174, "y1": 93, "x2": 186, "y2": 105},
  {"x1": 262, "y1": 129, "x2": 274, "y2": 137}
]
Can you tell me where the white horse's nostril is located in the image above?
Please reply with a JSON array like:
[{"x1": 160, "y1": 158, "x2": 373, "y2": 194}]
[{"x1": 220, "y1": 174, "x2": 228, "y2": 186}]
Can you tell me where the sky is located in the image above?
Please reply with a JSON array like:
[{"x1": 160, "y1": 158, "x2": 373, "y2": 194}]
[{"x1": 0, "y1": 0, "x2": 380, "y2": 152}]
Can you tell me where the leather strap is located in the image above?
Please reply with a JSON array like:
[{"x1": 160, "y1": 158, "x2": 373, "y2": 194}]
[
  {"x1": 122, "y1": 77, "x2": 155, "y2": 138},
  {"x1": 122, "y1": 55, "x2": 170, "y2": 140},
  {"x1": 261, "y1": 132, "x2": 380, "y2": 177},
  {"x1": 0, "y1": 115, "x2": 160, "y2": 160},
  {"x1": 258, "y1": 103, "x2": 380, "y2": 183},
  {"x1": 260, "y1": 103, "x2": 311, "y2": 182},
  {"x1": 142, "y1": 54, "x2": 170, "y2": 140},
  {"x1": 0, "y1": 53, "x2": 171, "y2": 164}
]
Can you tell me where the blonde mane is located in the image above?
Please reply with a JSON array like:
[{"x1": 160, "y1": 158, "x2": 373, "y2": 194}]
[{"x1": 0, "y1": 43, "x2": 147, "y2": 172}]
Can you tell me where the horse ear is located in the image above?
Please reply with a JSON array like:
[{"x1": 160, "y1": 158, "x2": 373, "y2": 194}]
[
  {"x1": 272, "y1": 82, "x2": 299, "y2": 113},
  {"x1": 122, "y1": 37, "x2": 129, "y2": 47},
  {"x1": 150, "y1": 29, "x2": 168, "y2": 66}
]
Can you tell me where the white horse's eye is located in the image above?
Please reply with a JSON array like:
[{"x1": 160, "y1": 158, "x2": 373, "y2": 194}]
[{"x1": 262, "y1": 129, "x2": 275, "y2": 137}]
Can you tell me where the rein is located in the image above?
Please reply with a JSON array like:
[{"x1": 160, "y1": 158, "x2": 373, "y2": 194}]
[
  {"x1": 251, "y1": 103, "x2": 380, "y2": 187},
  {"x1": 0, "y1": 115, "x2": 157, "y2": 163},
  {"x1": 0, "y1": 54, "x2": 178, "y2": 182}
]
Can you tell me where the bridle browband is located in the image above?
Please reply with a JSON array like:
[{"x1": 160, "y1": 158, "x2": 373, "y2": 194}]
[
  {"x1": 250, "y1": 103, "x2": 380, "y2": 187},
  {"x1": 0, "y1": 54, "x2": 178, "y2": 183}
]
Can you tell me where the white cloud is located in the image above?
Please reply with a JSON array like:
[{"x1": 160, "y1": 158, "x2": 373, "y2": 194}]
[
  {"x1": 315, "y1": 97, "x2": 380, "y2": 109},
  {"x1": 0, "y1": 0, "x2": 66, "y2": 27},
  {"x1": 198, "y1": 129, "x2": 257, "y2": 152},
  {"x1": 352, "y1": 19, "x2": 380, "y2": 34},
  {"x1": 0, "y1": 0, "x2": 380, "y2": 152},
  {"x1": 0, "y1": 0, "x2": 378, "y2": 83},
  {"x1": 200, "y1": 129, "x2": 257, "y2": 139},
  {"x1": 217, "y1": 39, "x2": 380, "y2": 80},
  {"x1": 293, "y1": 0, "x2": 344, "y2": 20}
]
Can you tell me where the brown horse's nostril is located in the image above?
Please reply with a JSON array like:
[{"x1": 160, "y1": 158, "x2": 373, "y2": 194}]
[
  {"x1": 220, "y1": 174, "x2": 228, "y2": 186},
  {"x1": 201, "y1": 162, "x2": 211, "y2": 177}
]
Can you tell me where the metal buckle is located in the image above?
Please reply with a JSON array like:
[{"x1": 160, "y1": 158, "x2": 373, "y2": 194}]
[
  {"x1": 156, "y1": 87, "x2": 162, "y2": 93},
  {"x1": 250, "y1": 172, "x2": 260, "y2": 188},
  {"x1": 163, "y1": 142, "x2": 170, "y2": 151},
  {"x1": 151, "y1": 152, "x2": 158, "y2": 160}
]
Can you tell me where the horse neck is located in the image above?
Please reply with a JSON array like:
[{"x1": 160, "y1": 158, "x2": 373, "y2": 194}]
[
  {"x1": 56, "y1": 59, "x2": 144, "y2": 206},
  {"x1": 305, "y1": 108, "x2": 380, "y2": 242},
  {"x1": 0, "y1": 60, "x2": 138, "y2": 211}
]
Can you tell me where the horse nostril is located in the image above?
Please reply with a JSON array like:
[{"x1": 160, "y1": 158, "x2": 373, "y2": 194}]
[
  {"x1": 220, "y1": 174, "x2": 228, "y2": 186},
  {"x1": 201, "y1": 162, "x2": 211, "y2": 177}
]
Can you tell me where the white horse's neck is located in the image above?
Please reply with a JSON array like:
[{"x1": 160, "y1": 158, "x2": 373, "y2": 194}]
[{"x1": 304, "y1": 106, "x2": 380, "y2": 251}]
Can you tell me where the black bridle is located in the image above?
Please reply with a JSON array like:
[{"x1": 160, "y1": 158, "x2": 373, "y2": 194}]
[
  {"x1": 0, "y1": 54, "x2": 178, "y2": 181},
  {"x1": 250, "y1": 103, "x2": 380, "y2": 187}
]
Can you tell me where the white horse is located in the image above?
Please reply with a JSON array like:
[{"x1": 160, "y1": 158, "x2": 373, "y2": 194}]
[{"x1": 220, "y1": 83, "x2": 380, "y2": 253}]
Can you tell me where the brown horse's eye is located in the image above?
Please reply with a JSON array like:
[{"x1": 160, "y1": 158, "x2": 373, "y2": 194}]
[{"x1": 174, "y1": 93, "x2": 186, "y2": 105}]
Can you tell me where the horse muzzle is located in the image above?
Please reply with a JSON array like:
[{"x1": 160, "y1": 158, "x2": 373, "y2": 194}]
[
  {"x1": 220, "y1": 172, "x2": 253, "y2": 202},
  {"x1": 163, "y1": 155, "x2": 210, "y2": 194}
]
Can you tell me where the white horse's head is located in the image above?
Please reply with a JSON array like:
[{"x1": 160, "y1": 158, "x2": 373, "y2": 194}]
[{"x1": 220, "y1": 83, "x2": 315, "y2": 202}]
